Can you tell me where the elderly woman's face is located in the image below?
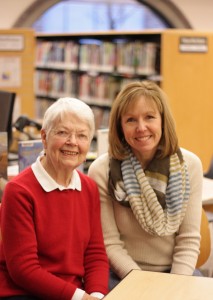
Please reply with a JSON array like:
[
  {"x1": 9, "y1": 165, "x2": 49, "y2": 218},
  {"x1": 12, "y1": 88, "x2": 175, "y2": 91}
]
[
  {"x1": 121, "y1": 95, "x2": 162, "y2": 163},
  {"x1": 42, "y1": 113, "x2": 91, "y2": 172}
]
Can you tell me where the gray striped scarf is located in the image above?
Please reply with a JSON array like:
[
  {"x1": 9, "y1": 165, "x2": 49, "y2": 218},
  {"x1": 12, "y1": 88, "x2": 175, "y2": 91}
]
[{"x1": 108, "y1": 149, "x2": 190, "y2": 236}]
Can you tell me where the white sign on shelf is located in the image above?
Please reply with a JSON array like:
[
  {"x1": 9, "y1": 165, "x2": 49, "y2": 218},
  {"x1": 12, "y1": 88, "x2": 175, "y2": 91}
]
[
  {"x1": 179, "y1": 36, "x2": 208, "y2": 53},
  {"x1": 0, "y1": 34, "x2": 24, "y2": 51}
]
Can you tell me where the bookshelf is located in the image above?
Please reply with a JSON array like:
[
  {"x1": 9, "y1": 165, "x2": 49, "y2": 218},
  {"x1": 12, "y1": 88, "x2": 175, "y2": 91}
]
[
  {"x1": 35, "y1": 30, "x2": 160, "y2": 133},
  {"x1": 35, "y1": 30, "x2": 213, "y2": 171},
  {"x1": 0, "y1": 28, "x2": 35, "y2": 119}
]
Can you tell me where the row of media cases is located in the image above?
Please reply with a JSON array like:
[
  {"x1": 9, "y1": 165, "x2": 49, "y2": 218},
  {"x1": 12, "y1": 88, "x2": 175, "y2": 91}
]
[{"x1": 35, "y1": 38, "x2": 160, "y2": 127}]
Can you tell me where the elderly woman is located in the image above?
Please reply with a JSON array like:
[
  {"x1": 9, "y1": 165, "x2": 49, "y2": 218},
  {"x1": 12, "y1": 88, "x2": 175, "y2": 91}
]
[
  {"x1": 88, "y1": 81, "x2": 203, "y2": 289},
  {"x1": 0, "y1": 98, "x2": 109, "y2": 300}
]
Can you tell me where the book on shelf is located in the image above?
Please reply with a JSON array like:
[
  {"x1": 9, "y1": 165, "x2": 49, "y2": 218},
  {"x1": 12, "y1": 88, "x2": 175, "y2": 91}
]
[
  {"x1": 35, "y1": 98, "x2": 53, "y2": 120},
  {"x1": 18, "y1": 139, "x2": 43, "y2": 173},
  {"x1": 79, "y1": 41, "x2": 115, "y2": 72},
  {"x1": 91, "y1": 106, "x2": 110, "y2": 131},
  {"x1": 0, "y1": 132, "x2": 8, "y2": 201},
  {"x1": 116, "y1": 40, "x2": 158, "y2": 75},
  {"x1": 36, "y1": 40, "x2": 79, "y2": 69},
  {"x1": 35, "y1": 70, "x2": 78, "y2": 100},
  {"x1": 97, "y1": 128, "x2": 109, "y2": 156}
]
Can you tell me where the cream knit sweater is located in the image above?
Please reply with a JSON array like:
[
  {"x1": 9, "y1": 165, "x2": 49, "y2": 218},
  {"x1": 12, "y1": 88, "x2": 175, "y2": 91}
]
[{"x1": 88, "y1": 148, "x2": 203, "y2": 278}]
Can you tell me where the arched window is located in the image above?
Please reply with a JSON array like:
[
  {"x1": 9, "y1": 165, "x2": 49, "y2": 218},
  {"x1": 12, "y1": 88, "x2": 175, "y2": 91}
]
[{"x1": 32, "y1": 0, "x2": 169, "y2": 33}]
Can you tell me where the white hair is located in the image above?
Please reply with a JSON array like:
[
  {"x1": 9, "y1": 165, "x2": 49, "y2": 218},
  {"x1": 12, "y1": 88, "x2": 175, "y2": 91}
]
[{"x1": 42, "y1": 97, "x2": 95, "y2": 140}]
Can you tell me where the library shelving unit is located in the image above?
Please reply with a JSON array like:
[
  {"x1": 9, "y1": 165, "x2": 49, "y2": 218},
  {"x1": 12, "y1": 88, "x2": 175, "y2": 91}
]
[
  {"x1": 35, "y1": 30, "x2": 160, "y2": 134},
  {"x1": 0, "y1": 28, "x2": 35, "y2": 119},
  {"x1": 35, "y1": 29, "x2": 213, "y2": 171}
]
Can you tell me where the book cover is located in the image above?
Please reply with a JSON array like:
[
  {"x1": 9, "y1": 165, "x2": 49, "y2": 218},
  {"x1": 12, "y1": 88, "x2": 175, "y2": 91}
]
[
  {"x1": 97, "y1": 128, "x2": 109, "y2": 156},
  {"x1": 0, "y1": 132, "x2": 8, "y2": 201},
  {"x1": 18, "y1": 139, "x2": 43, "y2": 173}
]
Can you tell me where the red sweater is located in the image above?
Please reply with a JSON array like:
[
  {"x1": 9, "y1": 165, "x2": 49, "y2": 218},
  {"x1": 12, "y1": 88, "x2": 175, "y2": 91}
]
[{"x1": 0, "y1": 167, "x2": 109, "y2": 299}]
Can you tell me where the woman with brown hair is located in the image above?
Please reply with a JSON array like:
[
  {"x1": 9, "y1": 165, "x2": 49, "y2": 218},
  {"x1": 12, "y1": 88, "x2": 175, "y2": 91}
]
[{"x1": 88, "y1": 81, "x2": 203, "y2": 288}]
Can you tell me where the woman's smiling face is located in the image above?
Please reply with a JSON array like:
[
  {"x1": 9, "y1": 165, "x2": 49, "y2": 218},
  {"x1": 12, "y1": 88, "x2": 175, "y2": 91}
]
[
  {"x1": 121, "y1": 95, "x2": 162, "y2": 165},
  {"x1": 42, "y1": 113, "x2": 90, "y2": 172}
]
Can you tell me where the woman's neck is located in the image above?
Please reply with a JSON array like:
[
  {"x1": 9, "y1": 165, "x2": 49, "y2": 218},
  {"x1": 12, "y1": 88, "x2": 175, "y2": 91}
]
[{"x1": 40, "y1": 156, "x2": 72, "y2": 187}]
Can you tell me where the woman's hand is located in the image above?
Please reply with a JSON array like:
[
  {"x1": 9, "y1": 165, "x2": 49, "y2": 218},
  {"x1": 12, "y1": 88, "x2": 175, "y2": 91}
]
[{"x1": 82, "y1": 293, "x2": 100, "y2": 300}]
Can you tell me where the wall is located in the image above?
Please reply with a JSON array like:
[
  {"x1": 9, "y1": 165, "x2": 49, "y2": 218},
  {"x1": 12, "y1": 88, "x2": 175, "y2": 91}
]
[
  {"x1": 0, "y1": 0, "x2": 33, "y2": 28},
  {"x1": 171, "y1": 0, "x2": 213, "y2": 30}
]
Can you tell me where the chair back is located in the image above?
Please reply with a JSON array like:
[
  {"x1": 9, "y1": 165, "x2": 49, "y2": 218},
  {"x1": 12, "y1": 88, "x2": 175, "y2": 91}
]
[
  {"x1": 204, "y1": 157, "x2": 213, "y2": 179},
  {"x1": 196, "y1": 208, "x2": 211, "y2": 268},
  {"x1": 0, "y1": 90, "x2": 16, "y2": 149}
]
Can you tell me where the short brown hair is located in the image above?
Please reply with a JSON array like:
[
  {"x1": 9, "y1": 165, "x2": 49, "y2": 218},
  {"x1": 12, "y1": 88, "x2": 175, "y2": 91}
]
[{"x1": 108, "y1": 81, "x2": 179, "y2": 160}]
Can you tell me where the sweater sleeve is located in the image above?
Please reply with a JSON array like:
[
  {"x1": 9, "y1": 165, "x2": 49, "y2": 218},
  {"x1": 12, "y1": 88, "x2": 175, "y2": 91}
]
[
  {"x1": 82, "y1": 177, "x2": 109, "y2": 295},
  {"x1": 88, "y1": 154, "x2": 141, "y2": 279},
  {"x1": 170, "y1": 149, "x2": 203, "y2": 275},
  {"x1": 1, "y1": 180, "x2": 78, "y2": 300}
]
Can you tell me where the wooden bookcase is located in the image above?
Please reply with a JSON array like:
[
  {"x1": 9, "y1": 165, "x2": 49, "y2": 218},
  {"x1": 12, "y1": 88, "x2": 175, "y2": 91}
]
[
  {"x1": 0, "y1": 28, "x2": 35, "y2": 119},
  {"x1": 161, "y1": 29, "x2": 213, "y2": 172},
  {"x1": 35, "y1": 30, "x2": 160, "y2": 134},
  {"x1": 35, "y1": 29, "x2": 213, "y2": 171}
]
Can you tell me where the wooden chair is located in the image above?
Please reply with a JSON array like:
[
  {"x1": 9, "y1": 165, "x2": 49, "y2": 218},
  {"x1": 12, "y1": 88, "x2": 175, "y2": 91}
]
[
  {"x1": 204, "y1": 157, "x2": 213, "y2": 179},
  {"x1": 196, "y1": 208, "x2": 211, "y2": 268}
]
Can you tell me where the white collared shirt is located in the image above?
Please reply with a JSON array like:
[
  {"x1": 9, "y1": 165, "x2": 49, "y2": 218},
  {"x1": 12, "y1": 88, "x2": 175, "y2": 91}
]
[{"x1": 31, "y1": 155, "x2": 81, "y2": 191}]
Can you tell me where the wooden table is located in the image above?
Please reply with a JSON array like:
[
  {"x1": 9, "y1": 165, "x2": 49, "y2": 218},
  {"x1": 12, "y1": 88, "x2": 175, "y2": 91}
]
[{"x1": 104, "y1": 270, "x2": 213, "y2": 300}]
